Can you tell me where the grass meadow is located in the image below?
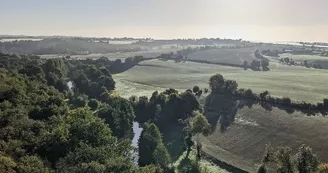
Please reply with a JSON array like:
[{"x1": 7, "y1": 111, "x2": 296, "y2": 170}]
[{"x1": 114, "y1": 59, "x2": 328, "y2": 103}]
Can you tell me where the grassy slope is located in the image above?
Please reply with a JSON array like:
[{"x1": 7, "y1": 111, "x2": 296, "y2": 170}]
[
  {"x1": 202, "y1": 105, "x2": 328, "y2": 172},
  {"x1": 114, "y1": 59, "x2": 328, "y2": 103},
  {"x1": 173, "y1": 150, "x2": 230, "y2": 173},
  {"x1": 40, "y1": 47, "x2": 181, "y2": 60},
  {"x1": 279, "y1": 53, "x2": 328, "y2": 61},
  {"x1": 188, "y1": 48, "x2": 257, "y2": 65},
  {"x1": 279, "y1": 53, "x2": 328, "y2": 68}
]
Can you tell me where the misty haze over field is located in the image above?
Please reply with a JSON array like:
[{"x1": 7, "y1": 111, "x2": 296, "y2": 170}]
[
  {"x1": 1, "y1": 1, "x2": 328, "y2": 173},
  {"x1": 1, "y1": 0, "x2": 328, "y2": 42}
]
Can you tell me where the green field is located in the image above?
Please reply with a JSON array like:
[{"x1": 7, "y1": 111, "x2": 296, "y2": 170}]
[
  {"x1": 114, "y1": 58, "x2": 328, "y2": 172},
  {"x1": 280, "y1": 53, "x2": 328, "y2": 61},
  {"x1": 279, "y1": 53, "x2": 328, "y2": 68},
  {"x1": 39, "y1": 47, "x2": 181, "y2": 60},
  {"x1": 188, "y1": 47, "x2": 257, "y2": 65},
  {"x1": 202, "y1": 105, "x2": 328, "y2": 172},
  {"x1": 114, "y1": 59, "x2": 328, "y2": 103}
]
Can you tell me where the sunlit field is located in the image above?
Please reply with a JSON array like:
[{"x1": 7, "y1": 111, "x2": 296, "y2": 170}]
[{"x1": 114, "y1": 59, "x2": 328, "y2": 103}]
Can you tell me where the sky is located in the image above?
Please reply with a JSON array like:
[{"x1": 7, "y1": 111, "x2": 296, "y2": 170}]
[{"x1": 1, "y1": 0, "x2": 328, "y2": 42}]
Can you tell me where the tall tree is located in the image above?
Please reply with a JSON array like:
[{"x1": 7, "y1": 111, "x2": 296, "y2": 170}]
[
  {"x1": 190, "y1": 114, "x2": 211, "y2": 159},
  {"x1": 296, "y1": 145, "x2": 319, "y2": 173}
]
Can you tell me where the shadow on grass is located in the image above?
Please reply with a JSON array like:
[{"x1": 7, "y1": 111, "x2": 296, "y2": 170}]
[{"x1": 177, "y1": 157, "x2": 198, "y2": 173}]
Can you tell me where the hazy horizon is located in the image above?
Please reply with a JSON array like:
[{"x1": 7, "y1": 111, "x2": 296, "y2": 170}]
[{"x1": 1, "y1": 0, "x2": 328, "y2": 42}]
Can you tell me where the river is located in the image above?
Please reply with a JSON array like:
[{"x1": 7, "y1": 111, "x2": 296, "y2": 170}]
[{"x1": 132, "y1": 122, "x2": 142, "y2": 164}]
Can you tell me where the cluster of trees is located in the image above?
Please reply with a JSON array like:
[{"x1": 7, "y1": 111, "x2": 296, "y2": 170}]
[
  {"x1": 69, "y1": 63, "x2": 115, "y2": 100},
  {"x1": 280, "y1": 57, "x2": 325, "y2": 69},
  {"x1": 209, "y1": 74, "x2": 328, "y2": 116},
  {"x1": 254, "y1": 50, "x2": 270, "y2": 71},
  {"x1": 280, "y1": 57, "x2": 296, "y2": 66},
  {"x1": 0, "y1": 52, "x2": 70, "y2": 92},
  {"x1": 257, "y1": 144, "x2": 328, "y2": 173},
  {"x1": 0, "y1": 53, "x2": 169, "y2": 172},
  {"x1": 69, "y1": 55, "x2": 144, "y2": 74},
  {"x1": 0, "y1": 52, "x2": 218, "y2": 172},
  {"x1": 261, "y1": 49, "x2": 280, "y2": 57},
  {"x1": 130, "y1": 89, "x2": 201, "y2": 129},
  {"x1": 138, "y1": 123, "x2": 171, "y2": 169},
  {"x1": 0, "y1": 69, "x2": 141, "y2": 172}
]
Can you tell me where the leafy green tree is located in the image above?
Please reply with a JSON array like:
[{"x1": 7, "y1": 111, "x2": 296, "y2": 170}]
[
  {"x1": 152, "y1": 143, "x2": 171, "y2": 167},
  {"x1": 39, "y1": 108, "x2": 117, "y2": 164},
  {"x1": 56, "y1": 142, "x2": 136, "y2": 173},
  {"x1": 284, "y1": 57, "x2": 290, "y2": 64},
  {"x1": 304, "y1": 60, "x2": 309, "y2": 68},
  {"x1": 138, "y1": 165, "x2": 163, "y2": 173},
  {"x1": 193, "y1": 86, "x2": 200, "y2": 93},
  {"x1": 17, "y1": 156, "x2": 52, "y2": 173},
  {"x1": 209, "y1": 74, "x2": 224, "y2": 92},
  {"x1": 243, "y1": 60, "x2": 249, "y2": 70},
  {"x1": 0, "y1": 152, "x2": 16, "y2": 173},
  {"x1": 71, "y1": 94, "x2": 88, "y2": 108},
  {"x1": 88, "y1": 98, "x2": 99, "y2": 111},
  {"x1": 138, "y1": 123, "x2": 170, "y2": 168},
  {"x1": 191, "y1": 114, "x2": 211, "y2": 159},
  {"x1": 296, "y1": 145, "x2": 319, "y2": 173},
  {"x1": 276, "y1": 147, "x2": 296, "y2": 173},
  {"x1": 97, "y1": 97, "x2": 135, "y2": 138},
  {"x1": 139, "y1": 123, "x2": 162, "y2": 166}
]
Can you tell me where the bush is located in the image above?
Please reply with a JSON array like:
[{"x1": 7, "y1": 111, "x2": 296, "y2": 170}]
[{"x1": 88, "y1": 99, "x2": 99, "y2": 110}]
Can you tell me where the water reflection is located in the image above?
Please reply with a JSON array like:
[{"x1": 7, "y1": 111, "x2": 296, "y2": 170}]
[
  {"x1": 132, "y1": 122, "x2": 142, "y2": 164},
  {"x1": 67, "y1": 81, "x2": 73, "y2": 90}
]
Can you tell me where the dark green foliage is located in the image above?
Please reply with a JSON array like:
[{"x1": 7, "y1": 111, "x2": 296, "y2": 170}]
[
  {"x1": 70, "y1": 94, "x2": 88, "y2": 108},
  {"x1": 193, "y1": 86, "x2": 200, "y2": 93},
  {"x1": 70, "y1": 64, "x2": 115, "y2": 99},
  {"x1": 276, "y1": 147, "x2": 296, "y2": 173},
  {"x1": 133, "y1": 89, "x2": 200, "y2": 128},
  {"x1": 304, "y1": 60, "x2": 309, "y2": 68},
  {"x1": 209, "y1": 74, "x2": 225, "y2": 92},
  {"x1": 152, "y1": 143, "x2": 171, "y2": 167},
  {"x1": 88, "y1": 98, "x2": 99, "y2": 110},
  {"x1": 296, "y1": 145, "x2": 319, "y2": 173},
  {"x1": 191, "y1": 114, "x2": 211, "y2": 159},
  {"x1": 243, "y1": 60, "x2": 249, "y2": 70},
  {"x1": 56, "y1": 142, "x2": 136, "y2": 173},
  {"x1": 97, "y1": 97, "x2": 135, "y2": 138},
  {"x1": 251, "y1": 60, "x2": 261, "y2": 71},
  {"x1": 42, "y1": 58, "x2": 69, "y2": 92},
  {"x1": 0, "y1": 52, "x2": 176, "y2": 172},
  {"x1": 138, "y1": 123, "x2": 162, "y2": 166},
  {"x1": 138, "y1": 123, "x2": 170, "y2": 168},
  {"x1": 16, "y1": 155, "x2": 52, "y2": 173}
]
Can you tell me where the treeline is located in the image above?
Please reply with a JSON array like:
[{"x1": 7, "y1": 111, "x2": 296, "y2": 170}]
[
  {"x1": 253, "y1": 50, "x2": 270, "y2": 71},
  {"x1": 280, "y1": 57, "x2": 325, "y2": 69},
  {"x1": 209, "y1": 74, "x2": 328, "y2": 116},
  {"x1": 0, "y1": 38, "x2": 144, "y2": 55},
  {"x1": 257, "y1": 144, "x2": 328, "y2": 173},
  {"x1": 133, "y1": 38, "x2": 250, "y2": 47},
  {"x1": 69, "y1": 55, "x2": 144, "y2": 74}
]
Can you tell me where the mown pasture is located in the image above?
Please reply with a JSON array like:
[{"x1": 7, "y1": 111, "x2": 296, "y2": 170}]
[{"x1": 114, "y1": 59, "x2": 328, "y2": 103}]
